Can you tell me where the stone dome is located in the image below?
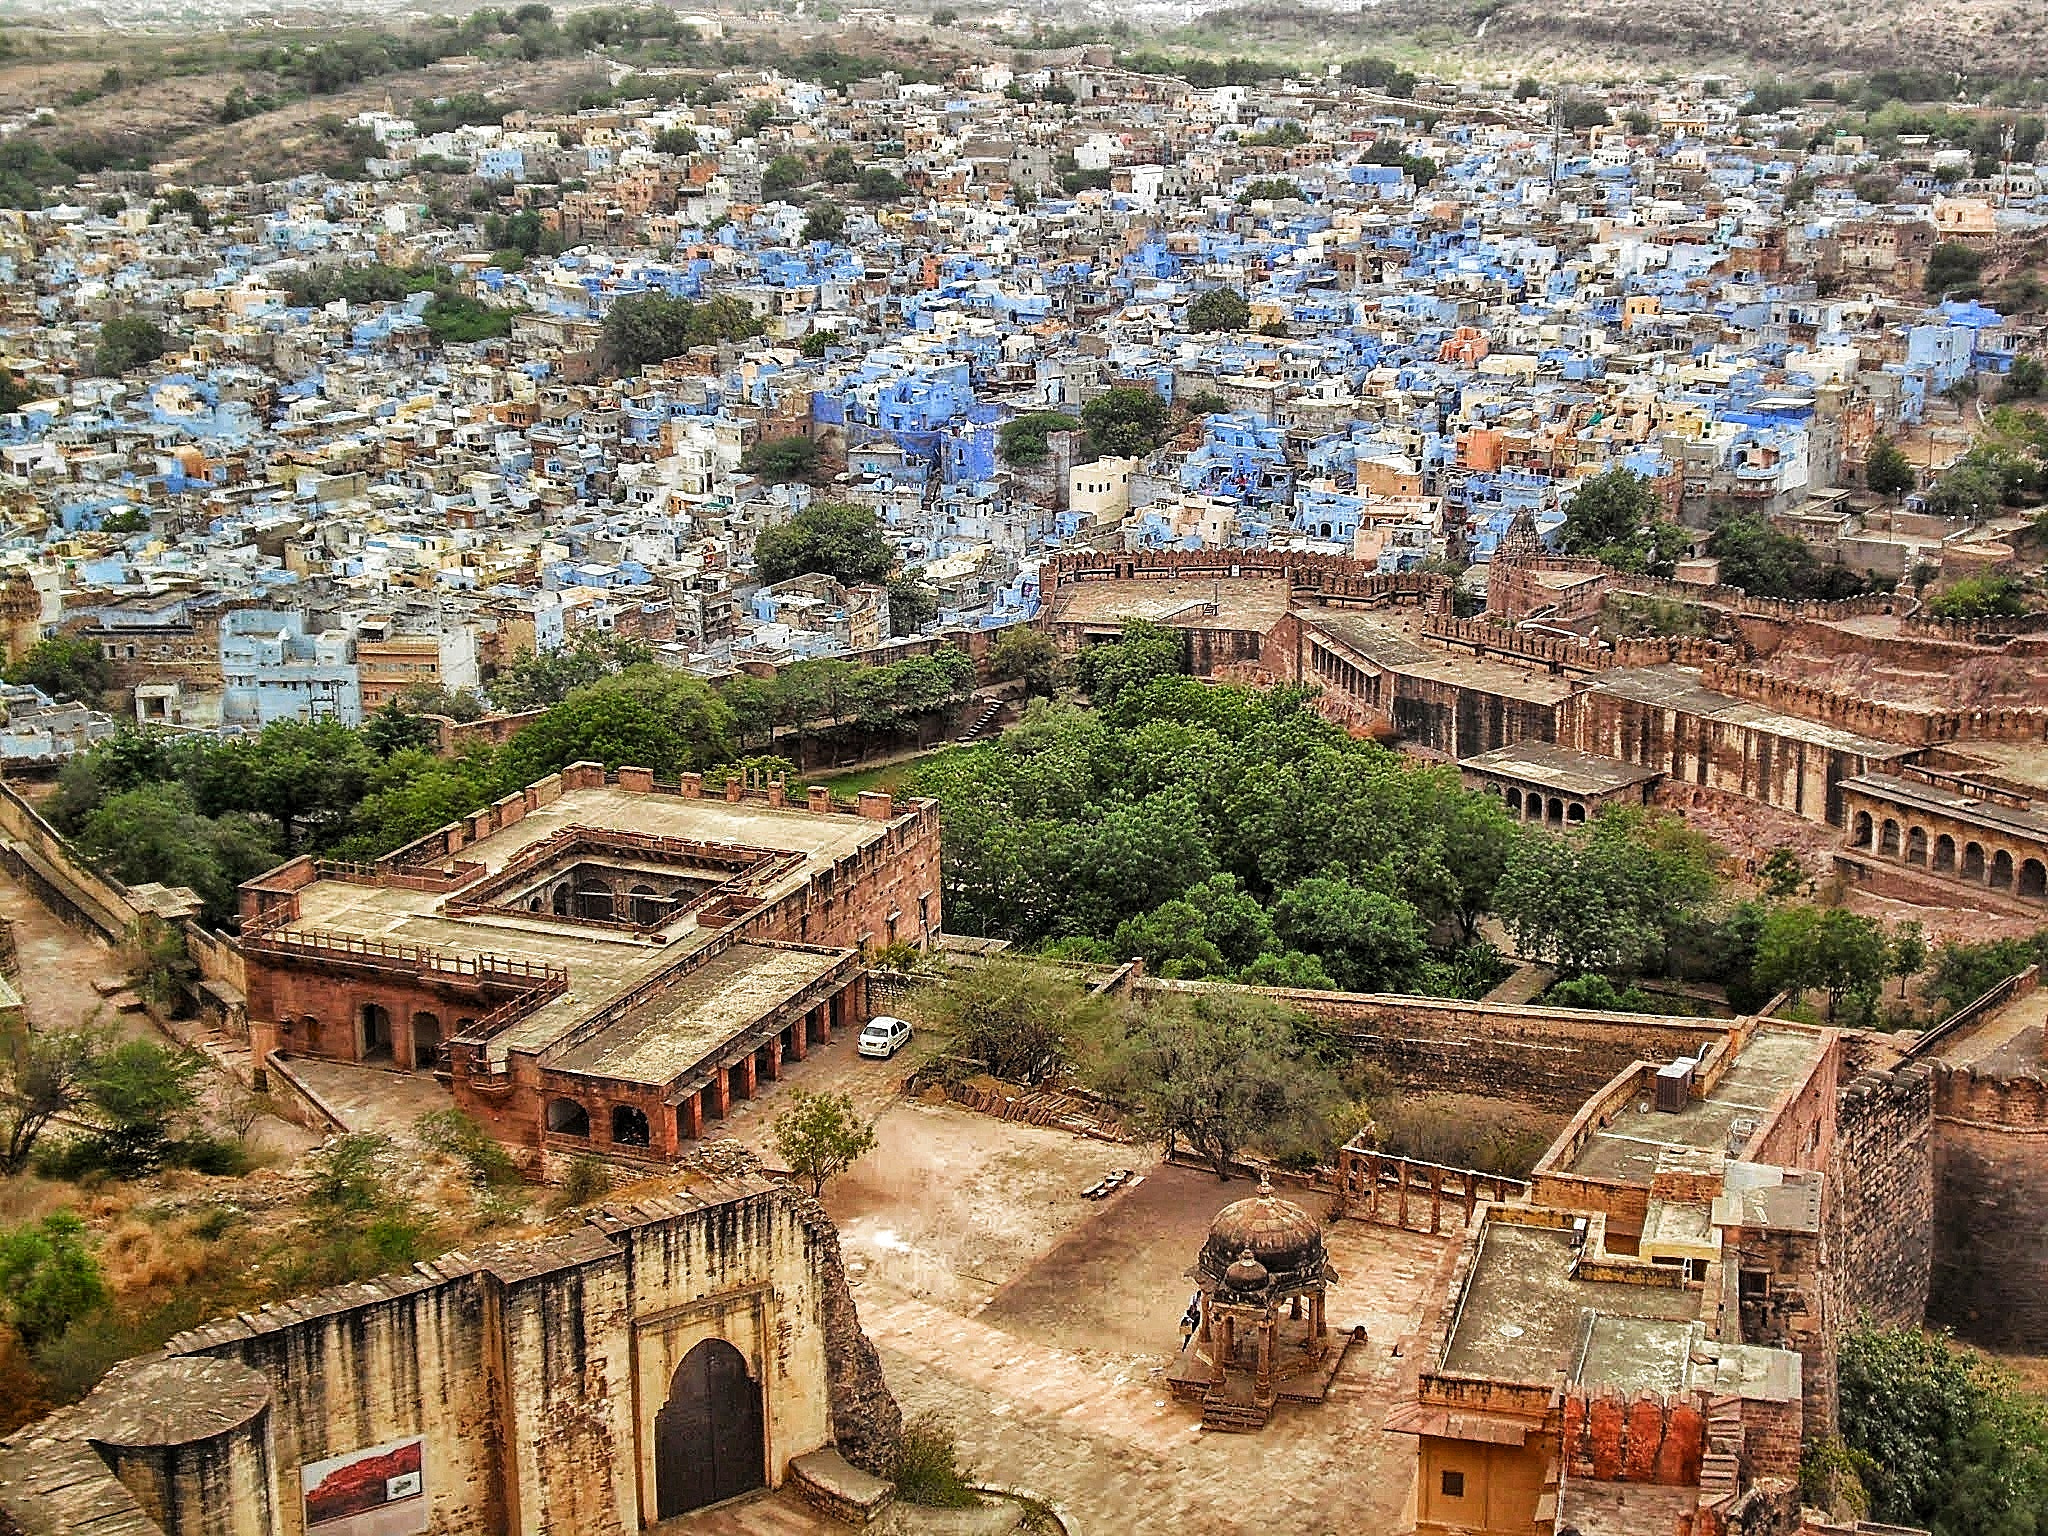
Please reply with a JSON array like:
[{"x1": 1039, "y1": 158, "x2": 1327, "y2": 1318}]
[{"x1": 1201, "y1": 1183, "x2": 1323, "y2": 1280}]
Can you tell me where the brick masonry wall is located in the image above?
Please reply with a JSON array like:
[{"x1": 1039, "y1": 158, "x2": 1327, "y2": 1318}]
[
  {"x1": 1825, "y1": 1060, "x2": 1934, "y2": 1362},
  {"x1": 1930, "y1": 1065, "x2": 2048, "y2": 1346},
  {"x1": 1134, "y1": 977, "x2": 1730, "y2": 1111}
]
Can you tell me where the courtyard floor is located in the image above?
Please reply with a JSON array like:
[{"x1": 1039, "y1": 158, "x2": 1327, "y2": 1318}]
[{"x1": 702, "y1": 1037, "x2": 1461, "y2": 1536}]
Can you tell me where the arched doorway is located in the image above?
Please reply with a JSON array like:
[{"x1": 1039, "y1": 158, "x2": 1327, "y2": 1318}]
[
  {"x1": 1504, "y1": 788, "x2": 1522, "y2": 816},
  {"x1": 1879, "y1": 820, "x2": 1900, "y2": 856},
  {"x1": 1963, "y1": 843, "x2": 1986, "y2": 882},
  {"x1": 1905, "y1": 827, "x2": 1927, "y2": 866},
  {"x1": 359, "y1": 1003, "x2": 393, "y2": 1062},
  {"x1": 653, "y1": 1339, "x2": 764, "y2": 1518},
  {"x1": 1934, "y1": 834, "x2": 1956, "y2": 874},
  {"x1": 612, "y1": 1104, "x2": 650, "y2": 1146},
  {"x1": 1991, "y1": 850, "x2": 2015, "y2": 891},
  {"x1": 411, "y1": 1011, "x2": 442, "y2": 1071},
  {"x1": 1852, "y1": 811, "x2": 1873, "y2": 848},
  {"x1": 2022, "y1": 859, "x2": 2048, "y2": 899}
]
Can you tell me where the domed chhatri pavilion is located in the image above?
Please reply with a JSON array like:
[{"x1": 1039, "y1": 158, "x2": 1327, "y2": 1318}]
[{"x1": 1168, "y1": 1181, "x2": 1350, "y2": 1430}]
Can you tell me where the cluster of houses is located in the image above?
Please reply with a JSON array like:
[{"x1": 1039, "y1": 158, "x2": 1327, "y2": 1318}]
[{"x1": 0, "y1": 47, "x2": 2035, "y2": 741}]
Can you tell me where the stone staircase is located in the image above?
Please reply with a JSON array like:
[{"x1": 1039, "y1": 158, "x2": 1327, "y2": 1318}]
[{"x1": 955, "y1": 698, "x2": 1002, "y2": 745}]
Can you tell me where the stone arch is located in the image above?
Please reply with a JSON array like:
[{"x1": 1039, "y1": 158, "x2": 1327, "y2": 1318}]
[
  {"x1": 653, "y1": 1339, "x2": 764, "y2": 1518},
  {"x1": 1566, "y1": 801, "x2": 1586, "y2": 824},
  {"x1": 1547, "y1": 797, "x2": 1564, "y2": 825},
  {"x1": 411, "y1": 1011, "x2": 442, "y2": 1071},
  {"x1": 1852, "y1": 811, "x2": 1874, "y2": 848},
  {"x1": 2020, "y1": 859, "x2": 2048, "y2": 899},
  {"x1": 528, "y1": 895, "x2": 543, "y2": 911},
  {"x1": 1934, "y1": 834, "x2": 1956, "y2": 874},
  {"x1": 547, "y1": 1098, "x2": 590, "y2": 1137},
  {"x1": 299, "y1": 1015, "x2": 323, "y2": 1054},
  {"x1": 1504, "y1": 787, "x2": 1522, "y2": 815},
  {"x1": 551, "y1": 882, "x2": 571, "y2": 916},
  {"x1": 1963, "y1": 842, "x2": 1987, "y2": 882},
  {"x1": 612, "y1": 1104, "x2": 650, "y2": 1146},
  {"x1": 630, "y1": 883, "x2": 661, "y2": 925},
  {"x1": 1991, "y1": 849, "x2": 2015, "y2": 891},
  {"x1": 576, "y1": 878, "x2": 614, "y2": 921},
  {"x1": 1879, "y1": 819, "x2": 1901, "y2": 856},
  {"x1": 359, "y1": 1003, "x2": 393, "y2": 1062},
  {"x1": 1905, "y1": 826, "x2": 1928, "y2": 866}
]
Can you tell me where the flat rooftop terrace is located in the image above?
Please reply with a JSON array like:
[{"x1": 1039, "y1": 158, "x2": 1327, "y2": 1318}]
[
  {"x1": 1047, "y1": 574, "x2": 1296, "y2": 634},
  {"x1": 1460, "y1": 741, "x2": 1663, "y2": 796},
  {"x1": 1563, "y1": 1026, "x2": 1822, "y2": 1182},
  {"x1": 1440, "y1": 1223, "x2": 1699, "y2": 1390},
  {"x1": 274, "y1": 783, "x2": 909, "y2": 1066},
  {"x1": 550, "y1": 942, "x2": 841, "y2": 1087},
  {"x1": 1306, "y1": 611, "x2": 1578, "y2": 706},
  {"x1": 1592, "y1": 665, "x2": 1909, "y2": 757}
]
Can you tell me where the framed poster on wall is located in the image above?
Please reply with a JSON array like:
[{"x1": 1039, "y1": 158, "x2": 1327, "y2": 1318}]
[{"x1": 300, "y1": 1436, "x2": 428, "y2": 1536}]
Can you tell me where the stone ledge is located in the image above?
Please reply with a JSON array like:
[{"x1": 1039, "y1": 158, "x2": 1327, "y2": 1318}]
[{"x1": 790, "y1": 1447, "x2": 896, "y2": 1527}]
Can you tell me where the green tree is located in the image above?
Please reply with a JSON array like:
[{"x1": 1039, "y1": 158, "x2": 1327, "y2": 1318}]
[
  {"x1": 599, "y1": 292, "x2": 762, "y2": 371},
  {"x1": 491, "y1": 632, "x2": 653, "y2": 710},
  {"x1": 1752, "y1": 904, "x2": 1892, "y2": 1019},
  {"x1": 1707, "y1": 511, "x2": 1863, "y2": 599},
  {"x1": 933, "y1": 956, "x2": 1098, "y2": 1083},
  {"x1": 772, "y1": 1088, "x2": 878, "y2": 1196},
  {"x1": 1925, "y1": 241, "x2": 1985, "y2": 296},
  {"x1": 1071, "y1": 620, "x2": 1184, "y2": 715},
  {"x1": 820, "y1": 146, "x2": 858, "y2": 183},
  {"x1": 754, "y1": 501, "x2": 894, "y2": 586},
  {"x1": 5, "y1": 636, "x2": 112, "y2": 703},
  {"x1": 857, "y1": 166, "x2": 906, "y2": 201},
  {"x1": 1891, "y1": 920, "x2": 1929, "y2": 999},
  {"x1": 0, "y1": 1211, "x2": 108, "y2": 1348},
  {"x1": 652, "y1": 126, "x2": 699, "y2": 155},
  {"x1": 1927, "y1": 574, "x2": 2029, "y2": 620},
  {"x1": 1080, "y1": 386, "x2": 1169, "y2": 459},
  {"x1": 2003, "y1": 355, "x2": 2045, "y2": 399},
  {"x1": 762, "y1": 153, "x2": 809, "y2": 195},
  {"x1": 887, "y1": 572, "x2": 938, "y2": 637},
  {"x1": 998, "y1": 410, "x2": 1079, "y2": 465},
  {"x1": 1758, "y1": 847, "x2": 1807, "y2": 899},
  {"x1": 81, "y1": 1039, "x2": 201, "y2": 1175},
  {"x1": 1093, "y1": 992, "x2": 1345, "y2": 1177},
  {"x1": 2, "y1": 1025, "x2": 107, "y2": 1175},
  {"x1": 498, "y1": 667, "x2": 733, "y2": 782},
  {"x1": 801, "y1": 199, "x2": 846, "y2": 243},
  {"x1": 741, "y1": 433, "x2": 821, "y2": 483},
  {"x1": 1558, "y1": 468, "x2": 1681, "y2": 573},
  {"x1": 73, "y1": 784, "x2": 279, "y2": 925},
  {"x1": 1866, "y1": 436, "x2": 1917, "y2": 499},
  {"x1": 1494, "y1": 808, "x2": 1718, "y2": 977},
  {"x1": 0, "y1": 364, "x2": 34, "y2": 413},
  {"x1": 93, "y1": 316, "x2": 167, "y2": 376},
  {"x1": 1186, "y1": 286, "x2": 1250, "y2": 333},
  {"x1": 1270, "y1": 876, "x2": 1427, "y2": 992},
  {"x1": 986, "y1": 627, "x2": 1060, "y2": 698}
]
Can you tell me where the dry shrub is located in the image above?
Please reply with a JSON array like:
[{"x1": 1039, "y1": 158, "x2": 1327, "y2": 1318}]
[
  {"x1": 1370, "y1": 1094, "x2": 1558, "y2": 1178},
  {"x1": 99, "y1": 1217, "x2": 210, "y2": 1296}
]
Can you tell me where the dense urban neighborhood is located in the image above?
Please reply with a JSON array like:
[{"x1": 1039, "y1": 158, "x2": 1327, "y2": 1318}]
[{"x1": 2, "y1": 11, "x2": 2048, "y2": 1536}]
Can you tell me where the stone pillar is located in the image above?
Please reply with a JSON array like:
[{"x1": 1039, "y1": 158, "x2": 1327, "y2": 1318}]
[
  {"x1": 765, "y1": 1038, "x2": 783, "y2": 1081},
  {"x1": 737, "y1": 1053, "x2": 757, "y2": 1100},
  {"x1": 787, "y1": 1019, "x2": 808, "y2": 1062},
  {"x1": 1310, "y1": 1291, "x2": 1325, "y2": 1344},
  {"x1": 680, "y1": 1091, "x2": 704, "y2": 1141},
  {"x1": 725, "y1": 776, "x2": 744, "y2": 803},
  {"x1": 710, "y1": 1070, "x2": 731, "y2": 1119}
]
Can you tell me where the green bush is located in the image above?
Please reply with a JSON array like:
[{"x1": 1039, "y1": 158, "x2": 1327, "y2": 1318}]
[{"x1": 892, "y1": 1412, "x2": 979, "y2": 1508}]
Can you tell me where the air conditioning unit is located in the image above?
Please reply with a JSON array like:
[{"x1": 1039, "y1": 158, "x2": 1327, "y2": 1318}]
[
  {"x1": 1654, "y1": 1057, "x2": 1695, "y2": 1113},
  {"x1": 1728, "y1": 1116, "x2": 1759, "y2": 1155}
]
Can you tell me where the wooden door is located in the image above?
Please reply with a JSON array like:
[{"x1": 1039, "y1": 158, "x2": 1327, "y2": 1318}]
[{"x1": 653, "y1": 1339, "x2": 764, "y2": 1518}]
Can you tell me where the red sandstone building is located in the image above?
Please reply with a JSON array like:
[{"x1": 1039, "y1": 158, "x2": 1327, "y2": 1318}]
[{"x1": 238, "y1": 764, "x2": 941, "y2": 1162}]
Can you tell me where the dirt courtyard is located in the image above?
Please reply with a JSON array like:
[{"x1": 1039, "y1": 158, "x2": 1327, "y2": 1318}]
[{"x1": 725, "y1": 1058, "x2": 1459, "y2": 1536}]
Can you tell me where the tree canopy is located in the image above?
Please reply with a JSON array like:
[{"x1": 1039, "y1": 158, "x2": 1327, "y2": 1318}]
[
  {"x1": 1079, "y1": 386, "x2": 1169, "y2": 459},
  {"x1": 1558, "y1": 468, "x2": 1688, "y2": 575},
  {"x1": 754, "y1": 500, "x2": 895, "y2": 586},
  {"x1": 1186, "y1": 286, "x2": 1250, "y2": 333},
  {"x1": 599, "y1": 292, "x2": 762, "y2": 371},
  {"x1": 1493, "y1": 806, "x2": 1719, "y2": 977}
]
